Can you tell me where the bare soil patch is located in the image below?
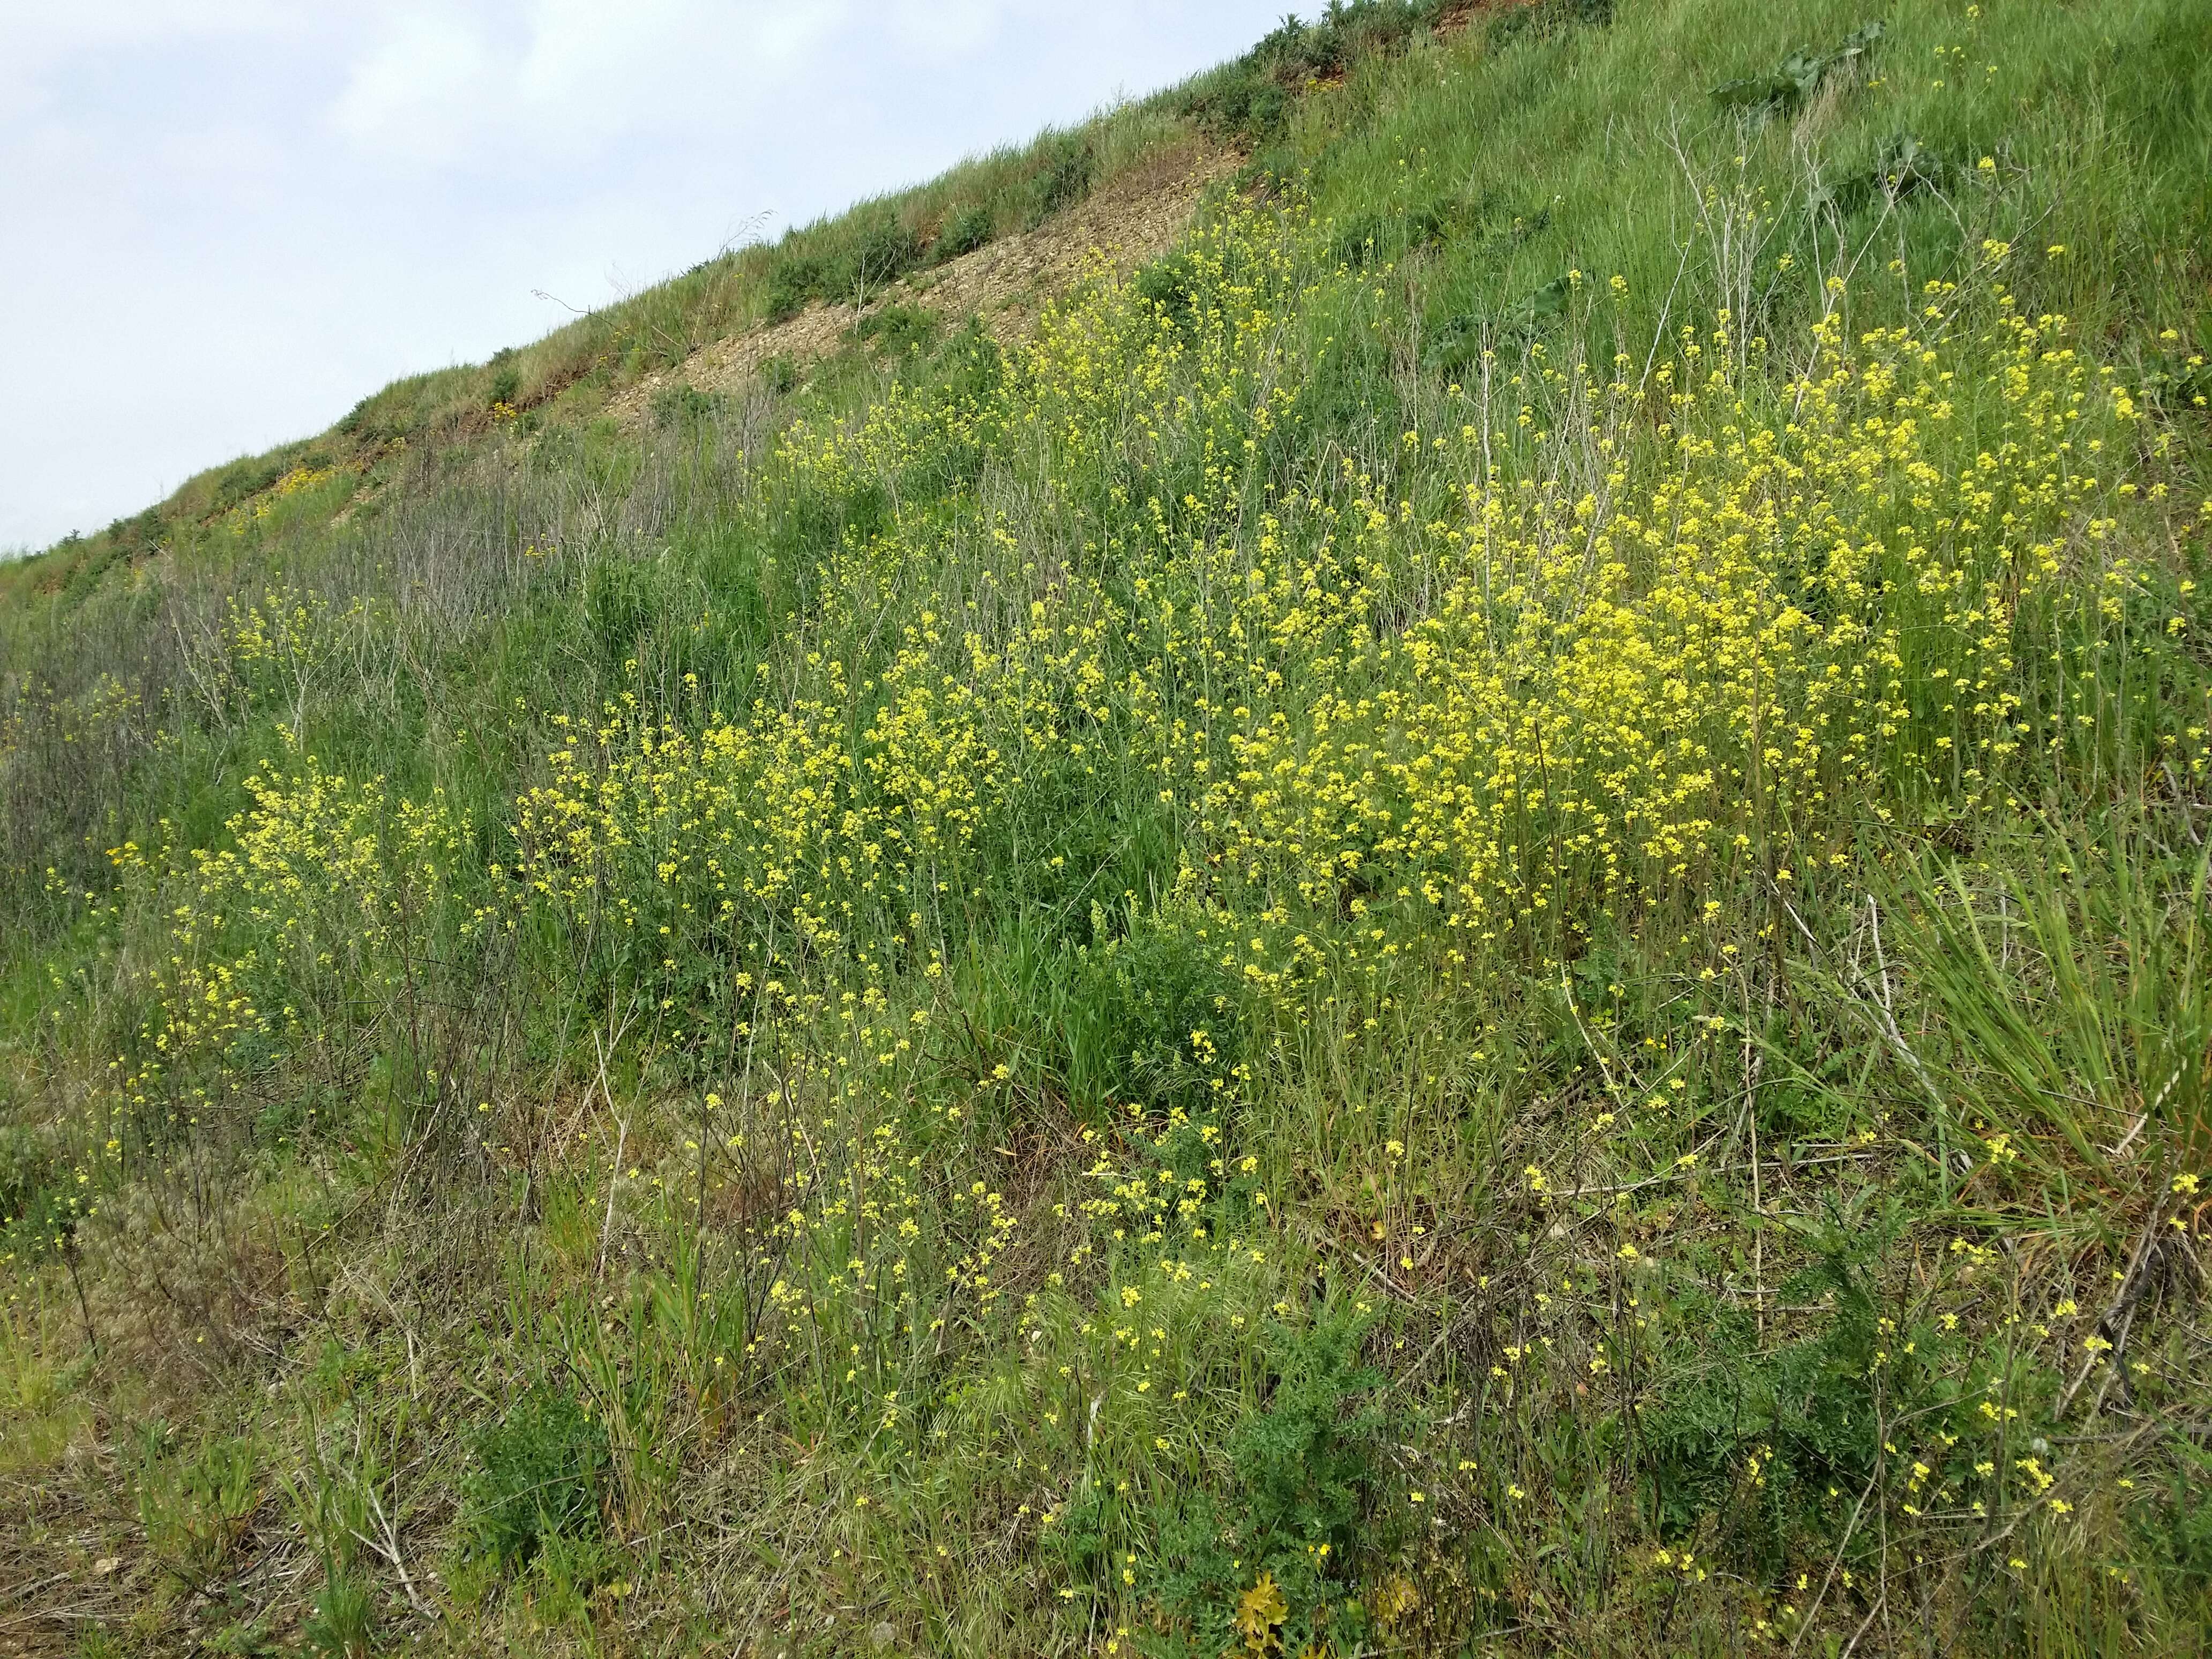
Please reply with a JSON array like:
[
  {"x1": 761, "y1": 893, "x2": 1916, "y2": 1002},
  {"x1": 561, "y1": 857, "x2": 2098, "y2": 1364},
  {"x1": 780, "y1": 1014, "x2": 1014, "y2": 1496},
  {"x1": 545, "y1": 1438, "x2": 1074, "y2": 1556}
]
[{"x1": 609, "y1": 143, "x2": 1235, "y2": 426}]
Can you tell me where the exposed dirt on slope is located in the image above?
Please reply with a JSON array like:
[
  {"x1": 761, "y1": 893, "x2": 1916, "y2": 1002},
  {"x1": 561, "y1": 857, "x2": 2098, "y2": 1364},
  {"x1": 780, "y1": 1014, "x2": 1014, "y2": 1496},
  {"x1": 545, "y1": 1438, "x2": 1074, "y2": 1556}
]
[
  {"x1": 608, "y1": 142, "x2": 1235, "y2": 427},
  {"x1": 1434, "y1": 0, "x2": 1537, "y2": 36}
]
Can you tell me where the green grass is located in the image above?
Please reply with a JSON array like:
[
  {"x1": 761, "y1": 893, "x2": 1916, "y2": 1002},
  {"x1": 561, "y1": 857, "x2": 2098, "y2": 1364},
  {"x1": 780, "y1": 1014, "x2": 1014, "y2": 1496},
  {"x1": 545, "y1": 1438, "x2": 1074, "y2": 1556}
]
[{"x1": 3, "y1": 1, "x2": 2212, "y2": 1653}]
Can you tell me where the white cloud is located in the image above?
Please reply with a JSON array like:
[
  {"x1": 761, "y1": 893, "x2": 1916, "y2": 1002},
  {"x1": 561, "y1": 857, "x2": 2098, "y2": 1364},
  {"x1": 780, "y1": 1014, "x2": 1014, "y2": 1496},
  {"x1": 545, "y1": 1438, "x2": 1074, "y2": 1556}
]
[
  {"x1": 0, "y1": 0, "x2": 292, "y2": 58},
  {"x1": 0, "y1": 2, "x2": 295, "y2": 110},
  {"x1": 521, "y1": 0, "x2": 847, "y2": 98},
  {"x1": 1, "y1": 0, "x2": 1291, "y2": 550},
  {"x1": 156, "y1": 122, "x2": 293, "y2": 193},
  {"x1": 328, "y1": 0, "x2": 853, "y2": 165},
  {"x1": 881, "y1": 0, "x2": 1007, "y2": 62},
  {"x1": 329, "y1": 9, "x2": 500, "y2": 161}
]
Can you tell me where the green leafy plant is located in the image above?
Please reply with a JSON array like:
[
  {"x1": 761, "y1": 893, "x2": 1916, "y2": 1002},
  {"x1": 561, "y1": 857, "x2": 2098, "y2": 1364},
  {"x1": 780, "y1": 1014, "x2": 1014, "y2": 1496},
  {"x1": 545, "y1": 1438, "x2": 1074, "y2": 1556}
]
[
  {"x1": 760, "y1": 353, "x2": 801, "y2": 394},
  {"x1": 487, "y1": 348, "x2": 522, "y2": 409},
  {"x1": 1082, "y1": 917, "x2": 1243, "y2": 1118},
  {"x1": 649, "y1": 383, "x2": 727, "y2": 429},
  {"x1": 935, "y1": 203, "x2": 996, "y2": 261},
  {"x1": 300, "y1": 1571, "x2": 376, "y2": 1658},
  {"x1": 1027, "y1": 134, "x2": 1096, "y2": 226},
  {"x1": 842, "y1": 217, "x2": 926, "y2": 297},
  {"x1": 1141, "y1": 1309, "x2": 1396, "y2": 1657},
  {"x1": 855, "y1": 303, "x2": 941, "y2": 359},
  {"x1": 763, "y1": 217, "x2": 927, "y2": 319},
  {"x1": 1183, "y1": 2, "x2": 1446, "y2": 143},
  {"x1": 137, "y1": 1426, "x2": 263, "y2": 1588},
  {"x1": 0, "y1": 1127, "x2": 73, "y2": 1257},
  {"x1": 462, "y1": 1386, "x2": 607, "y2": 1572},
  {"x1": 763, "y1": 253, "x2": 828, "y2": 323},
  {"x1": 1712, "y1": 20, "x2": 1885, "y2": 120}
]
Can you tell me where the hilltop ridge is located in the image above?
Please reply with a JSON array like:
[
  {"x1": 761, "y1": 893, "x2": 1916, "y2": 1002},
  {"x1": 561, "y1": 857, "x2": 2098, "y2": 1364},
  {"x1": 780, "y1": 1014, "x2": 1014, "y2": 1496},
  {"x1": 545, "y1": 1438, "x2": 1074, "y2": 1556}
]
[{"x1": 2, "y1": 2, "x2": 1488, "y2": 606}]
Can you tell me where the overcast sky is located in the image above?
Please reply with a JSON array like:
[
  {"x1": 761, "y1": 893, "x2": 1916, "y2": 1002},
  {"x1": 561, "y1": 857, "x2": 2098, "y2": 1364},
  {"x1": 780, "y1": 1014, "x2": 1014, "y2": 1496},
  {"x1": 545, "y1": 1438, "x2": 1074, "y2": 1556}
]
[{"x1": 0, "y1": 2, "x2": 1287, "y2": 554}]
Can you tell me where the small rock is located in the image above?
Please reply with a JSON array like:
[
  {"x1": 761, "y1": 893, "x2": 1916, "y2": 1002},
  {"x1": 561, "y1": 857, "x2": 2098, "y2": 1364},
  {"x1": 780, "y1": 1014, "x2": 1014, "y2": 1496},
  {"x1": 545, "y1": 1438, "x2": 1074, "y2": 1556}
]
[{"x1": 869, "y1": 1621, "x2": 898, "y2": 1649}]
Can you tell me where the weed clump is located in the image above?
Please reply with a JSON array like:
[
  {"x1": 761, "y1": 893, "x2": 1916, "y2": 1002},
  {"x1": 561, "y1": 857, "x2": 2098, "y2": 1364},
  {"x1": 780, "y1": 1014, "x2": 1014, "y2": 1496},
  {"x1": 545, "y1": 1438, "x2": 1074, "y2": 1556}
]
[
  {"x1": 935, "y1": 202, "x2": 996, "y2": 261},
  {"x1": 1027, "y1": 133, "x2": 1097, "y2": 227},
  {"x1": 0, "y1": 1126, "x2": 73, "y2": 1257},
  {"x1": 1184, "y1": 3, "x2": 1452, "y2": 144},
  {"x1": 649, "y1": 383, "x2": 727, "y2": 430},
  {"x1": 854, "y1": 303, "x2": 941, "y2": 360},
  {"x1": 1712, "y1": 21, "x2": 1886, "y2": 121},
  {"x1": 301, "y1": 1573, "x2": 376, "y2": 1659},
  {"x1": 1143, "y1": 1312, "x2": 1398, "y2": 1656},
  {"x1": 486, "y1": 348, "x2": 522, "y2": 410},
  {"x1": 136, "y1": 1426, "x2": 262, "y2": 1587},
  {"x1": 463, "y1": 1387, "x2": 607, "y2": 1572},
  {"x1": 1086, "y1": 918, "x2": 1243, "y2": 1119},
  {"x1": 764, "y1": 216, "x2": 929, "y2": 321}
]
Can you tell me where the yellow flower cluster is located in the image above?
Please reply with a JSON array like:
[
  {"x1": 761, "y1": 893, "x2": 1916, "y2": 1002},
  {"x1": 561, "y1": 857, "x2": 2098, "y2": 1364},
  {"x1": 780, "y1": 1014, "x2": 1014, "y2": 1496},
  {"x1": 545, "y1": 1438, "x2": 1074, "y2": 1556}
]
[
  {"x1": 500, "y1": 209, "x2": 1320, "y2": 987},
  {"x1": 226, "y1": 463, "x2": 344, "y2": 533},
  {"x1": 1178, "y1": 298, "x2": 2121, "y2": 947},
  {"x1": 111, "y1": 754, "x2": 467, "y2": 1116},
  {"x1": 512, "y1": 596, "x2": 1119, "y2": 968}
]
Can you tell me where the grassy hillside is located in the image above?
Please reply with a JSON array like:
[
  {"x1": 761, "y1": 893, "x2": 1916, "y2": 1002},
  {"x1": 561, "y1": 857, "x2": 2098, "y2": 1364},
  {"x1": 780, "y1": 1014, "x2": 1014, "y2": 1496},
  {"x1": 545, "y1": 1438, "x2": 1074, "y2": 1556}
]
[{"x1": 4, "y1": 1, "x2": 2211, "y2": 1654}]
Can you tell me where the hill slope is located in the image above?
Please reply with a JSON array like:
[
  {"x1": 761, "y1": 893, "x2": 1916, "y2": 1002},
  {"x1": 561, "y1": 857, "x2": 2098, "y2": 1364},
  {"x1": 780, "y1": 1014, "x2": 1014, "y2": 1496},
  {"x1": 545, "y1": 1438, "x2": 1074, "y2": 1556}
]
[{"x1": 4, "y1": 2, "x2": 2212, "y2": 1654}]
